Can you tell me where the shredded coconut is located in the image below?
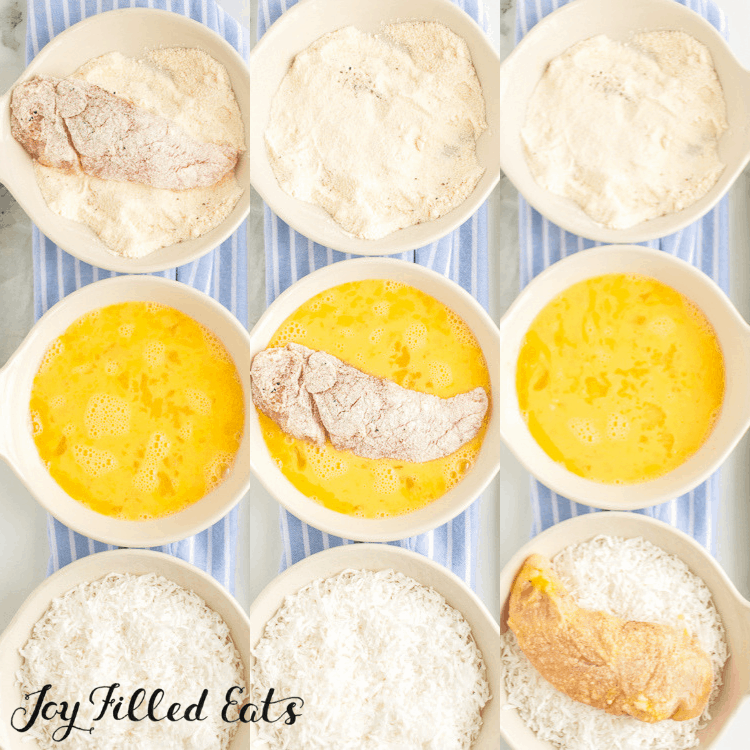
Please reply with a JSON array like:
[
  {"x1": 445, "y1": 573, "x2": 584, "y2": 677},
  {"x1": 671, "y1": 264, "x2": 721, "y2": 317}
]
[
  {"x1": 266, "y1": 22, "x2": 487, "y2": 240},
  {"x1": 17, "y1": 572, "x2": 246, "y2": 750},
  {"x1": 251, "y1": 568, "x2": 490, "y2": 749},
  {"x1": 522, "y1": 32, "x2": 728, "y2": 229},
  {"x1": 500, "y1": 535, "x2": 728, "y2": 750}
]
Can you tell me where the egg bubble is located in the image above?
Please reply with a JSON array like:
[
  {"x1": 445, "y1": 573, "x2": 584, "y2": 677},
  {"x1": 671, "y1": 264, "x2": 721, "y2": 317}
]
[
  {"x1": 384, "y1": 281, "x2": 404, "y2": 292},
  {"x1": 63, "y1": 423, "x2": 76, "y2": 437},
  {"x1": 607, "y1": 413, "x2": 630, "y2": 440},
  {"x1": 39, "y1": 339, "x2": 65, "y2": 373},
  {"x1": 85, "y1": 393, "x2": 131, "y2": 440},
  {"x1": 372, "y1": 301, "x2": 390, "y2": 316},
  {"x1": 369, "y1": 328, "x2": 384, "y2": 344},
  {"x1": 119, "y1": 323, "x2": 134, "y2": 338},
  {"x1": 372, "y1": 465, "x2": 399, "y2": 494},
  {"x1": 144, "y1": 341, "x2": 165, "y2": 368},
  {"x1": 308, "y1": 300, "x2": 322, "y2": 312},
  {"x1": 446, "y1": 312, "x2": 478, "y2": 347},
  {"x1": 201, "y1": 325, "x2": 232, "y2": 362},
  {"x1": 30, "y1": 410, "x2": 43, "y2": 437},
  {"x1": 145, "y1": 302, "x2": 166, "y2": 314},
  {"x1": 568, "y1": 417, "x2": 600, "y2": 445},
  {"x1": 179, "y1": 421, "x2": 193, "y2": 441},
  {"x1": 405, "y1": 322, "x2": 427, "y2": 349},
  {"x1": 105, "y1": 360, "x2": 120, "y2": 375},
  {"x1": 648, "y1": 315, "x2": 676, "y2": 337},
  {"x1": 308, "y1": 445, "x2": 348, "y2": 480},
  {"x1": 50, "y1": 395, "x2": 66, "y2": 409},
  {"x1": 185, "y1": 388, "x2": 212, "y2": 416},
  {"x1": 204, "y1": 451, "x2": 235, "y2": 493},
  {"x1": 72, "y1": 444, "x2": 118, "y2": 478},
  {"x1": 428, "y1": 361, "x2": 453, "y2": 388}
]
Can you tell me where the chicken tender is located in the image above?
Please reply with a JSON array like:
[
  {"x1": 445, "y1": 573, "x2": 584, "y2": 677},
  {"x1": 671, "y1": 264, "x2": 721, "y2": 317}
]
[
  {"x1": 251, "y1": 343, "x2": 488, "y2": 463},
  {"x1": 507, "y1": 554, "x2": 713, "y2": 723}
]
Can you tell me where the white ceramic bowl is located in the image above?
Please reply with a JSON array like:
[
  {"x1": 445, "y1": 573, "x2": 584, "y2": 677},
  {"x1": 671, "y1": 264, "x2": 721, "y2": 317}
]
[
  {"x1": 500, "y1": 245, "x2": 750, "y2": 510},
  {"x1": 0, "y1": 8, "x2": 250, "y2": 273},
  {"x1": 250, "y1": 543, "x2": 499, "y2": 749},
  {"x1": 249, "y1": 257, "x2": 500, "y2": 541},
  {"x1": 0, "y1": 549, "x2": 250, "y2": 750},
  {"x1": 499, "y1": 512, "x2": 750, "y2": 750},
  {"x1": 249, "y1": 0, "x2": 500, "y2": 256},
  {"x1": 499, "y1": 0, "x2": 750, "y2": 243},
  {"x1": 0, "y1": 275, "x2": 251, "y2": 547}
]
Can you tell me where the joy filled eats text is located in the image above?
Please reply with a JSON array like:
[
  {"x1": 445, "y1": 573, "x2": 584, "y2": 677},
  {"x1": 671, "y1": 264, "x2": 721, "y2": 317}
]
[{"x1": 11, "y1": 684, "x2": 303, "y2": 741}]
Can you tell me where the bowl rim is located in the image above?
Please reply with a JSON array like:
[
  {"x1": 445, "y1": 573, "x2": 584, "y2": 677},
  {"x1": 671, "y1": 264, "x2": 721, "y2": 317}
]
[
  {"x1": 499, "y1": 244, "x2": 750, "y2": 510},
  {"x1": 498, "y1": 511, "x2": 750, "y2": 749},
  {"x1": 0, "y1": 274, "x2": 252, "y2": 547},
  {"x1": 248, "y1": 0, "x2": 500, "y2": 256},
  {"x1": 499, "y1": 0, "x2": 750, "y2": 244},
  {"x1": 248, "y1": 257, "x2": 501, "y2": 542},
  {"x1": 0, "y1": 7, "x2": 250, "y2": 274},
  {"x1": 0, "y1": 548, "x2": 250, "y2": 750}
]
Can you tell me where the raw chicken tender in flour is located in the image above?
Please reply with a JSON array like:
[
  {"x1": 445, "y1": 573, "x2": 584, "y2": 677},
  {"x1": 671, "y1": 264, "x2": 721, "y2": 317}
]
[{"x1": 251, "y1": 343, "x2": 488, "y2": 463}]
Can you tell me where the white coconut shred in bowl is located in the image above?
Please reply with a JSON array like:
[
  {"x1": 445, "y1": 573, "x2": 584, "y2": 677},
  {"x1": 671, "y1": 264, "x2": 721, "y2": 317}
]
[
  {"x1": 265, "y1": 22, "x2": 487, "y2": 240},
  {"x1": 500, "y1": 535, "x2": 728, "y2": 750},
  {"x1": 251, "y1": 568, "x2": 491, "y2": 750},
  {"x1": 16, "y1": 572, "x2": 246, "y2": 750}
]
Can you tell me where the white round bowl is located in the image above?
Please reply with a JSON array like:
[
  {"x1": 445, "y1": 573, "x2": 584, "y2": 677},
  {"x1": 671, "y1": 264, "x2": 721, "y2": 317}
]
[
  {"x1": 499, "y1": 245, "x2": 750, "y2": 510},
  {"x1": 0, "y1": 549, "x2": 251, "y2": 750},
  {"x1": 0, "y1": 8, "x2": 250, "y2": 273},
  {"x1": 499, "y1": 512, "x2": 750, "y2": 750},
  {"x1": 249, "y1": 0, "x2": 500, "y2": 256},
  {"x1": 250, "y1": 543, "x2": 499, "y2": 749},
  {"x1": 0, "y1": 275, "x2": 251, "y2": 547},
  {"x1": 499, "y1": 0, "x2": 750, "y2": 243},
  {"x1": 249, "y1": 257, "x2": 500, "y2": 541}
]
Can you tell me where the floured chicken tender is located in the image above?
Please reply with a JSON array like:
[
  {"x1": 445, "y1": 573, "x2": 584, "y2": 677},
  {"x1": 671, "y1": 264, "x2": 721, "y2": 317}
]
[
  {"x1": 11, "y1": 77, "x2": 238, "y2": 189},
  {"x1": 508, "y1": 554, "x2": 714, "y2": 723},
  {"x1": 251, "y1": 343, "x2": 488, "y2": 463},
  {"x1": 9, "y1": 48, "x2": 245, "y2": 259}
]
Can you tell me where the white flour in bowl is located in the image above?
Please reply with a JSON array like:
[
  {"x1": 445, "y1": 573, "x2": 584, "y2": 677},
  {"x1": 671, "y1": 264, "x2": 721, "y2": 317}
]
[
  {"x1": 265, "y1": 22, "x2": 487, "y2": 240},
  {"x1": 500, "y1": 535, "x2": 728, "y2": 750},
  {"x1": 33, "y1": 48, "x2": 244, "y2": 258},
  {"x1": 522, "y1": 32, "x2": 728, "y2": 230}
]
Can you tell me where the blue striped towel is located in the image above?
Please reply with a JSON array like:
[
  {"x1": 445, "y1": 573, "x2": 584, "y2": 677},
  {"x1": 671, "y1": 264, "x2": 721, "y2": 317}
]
[
  {"x1": 257, "y1": 0, "x2": 493, "y2": 588},
  {"x1": 26, "y1": 0, "x2": 249, "y2": 591},
  {"x1": 516, "y1": 0, "x2": 728, "y2": 553}
]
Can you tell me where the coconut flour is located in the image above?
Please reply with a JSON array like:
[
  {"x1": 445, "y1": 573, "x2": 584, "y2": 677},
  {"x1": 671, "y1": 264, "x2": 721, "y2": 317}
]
[
  {"x1": 33, "y1": 48, "x2": 244, "y2": 258},
  {"x1": 265, "y1": 22, "x2": 487, "y2": 240},
  {"x1": 522, "y1": 32, "x2": 728, "y2": 230}
]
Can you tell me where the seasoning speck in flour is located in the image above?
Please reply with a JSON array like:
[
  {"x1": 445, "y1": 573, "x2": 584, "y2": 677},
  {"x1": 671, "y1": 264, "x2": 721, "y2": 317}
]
[
  {"x1": 17, "y1": 572, "x2": 246, "y2": 750},
  {"x1": 251, "y1": 568, "x2": 490, "y2": 749},
  {"x1": 26, "y1": 48, "x2": 245, "y2": 259},
  {"x1": 265, "y1": 22, "x2": 487, "y2": 240},
  {"x1": 522, "y1": 32, "x2": 728, "y2": 229}
]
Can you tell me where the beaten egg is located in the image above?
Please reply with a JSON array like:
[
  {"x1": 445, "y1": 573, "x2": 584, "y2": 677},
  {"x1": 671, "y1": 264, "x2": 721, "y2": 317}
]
[
  {"x1": 516, "y1": 274, "x2": 724, "y2": 483},
  {"x1": 30, "y1": 302, "x2": 244, "y2": 519},
  {"x1": 258, "y1": 280, "x2": 491, "y2": 517}
]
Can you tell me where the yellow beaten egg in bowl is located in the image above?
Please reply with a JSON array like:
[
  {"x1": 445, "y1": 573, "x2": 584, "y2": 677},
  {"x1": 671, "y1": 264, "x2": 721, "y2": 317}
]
[
  {"x1": 515, "y1": 273, "x2": 725, "y2": 484},
  {"x1": 253, "y1": 278, "x2": 492, "y2": 519},
  {"x1": 29, "y1": 302, "x2": 245, "y2": 521}
]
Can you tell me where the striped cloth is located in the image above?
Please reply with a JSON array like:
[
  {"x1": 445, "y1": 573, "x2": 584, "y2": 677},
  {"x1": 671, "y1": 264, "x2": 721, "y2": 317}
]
[
  {"x1": 257, "y1": 0, "x2": 493, "y2": 588},
  {"x1": 516, "y1": 0, "x2": 728, "y2": 553},
  {"x1": 25, "y1": 0, "x2": 249, "y2": 591}
]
